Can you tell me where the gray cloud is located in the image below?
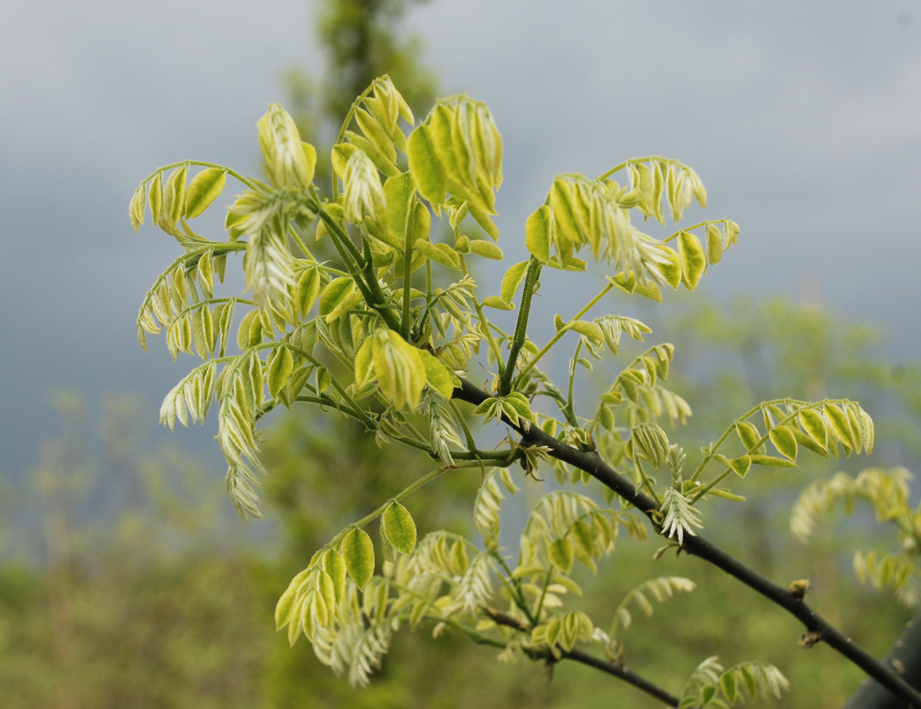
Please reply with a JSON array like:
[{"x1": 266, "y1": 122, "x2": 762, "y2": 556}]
[{"x1": 1, "y1": 0, "x2": 918, "y2": 477}]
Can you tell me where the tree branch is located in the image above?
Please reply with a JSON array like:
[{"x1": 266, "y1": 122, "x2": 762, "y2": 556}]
[
  {"x1": 452, "y1": 377, "x2": 921, "y2": 708},
  {"x1": 484, "y1": 608, "x2": 680, "y2": 707},
  {"x1": 842, "y1": 613, "x2": 921, "y2": 709}
]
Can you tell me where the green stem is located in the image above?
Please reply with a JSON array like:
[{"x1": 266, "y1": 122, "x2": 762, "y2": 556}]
[
  {"x1": 328, "y1": 461, "x2": 485, "y2": 548},
  {"x1": 596, "y1": 156, "x2": 665, "y2": 182},
  {"x1": 489, "y1": 552, "x2": 536, "y2": 626},
  {"x1": 515, "y1": 281, "x2": 614, "y2": 387},
  {"x1": 635, "y1": 459, "x2": 662, "y2": 506},
  {"x1": 565, "y1": 339, "x2": 582, "y2": 424},
  {"x1": 284, "y1": 344, "x2": 376, "y2": 429},
  {"x1": 450, "y1": 400, "x2": 479, "y2": 453},
  {"x1": 400, "y1": 201, "x2": 417, "y2": 339},
  {"x1": 460, "y1": 255, "x2": 505, "y2": 377},
  {"x1": 140, "y1": 160, "x2": 259, "y2": 191},
  {"x1": 313, "y1": 208, "x2": 402, "y2": 333},
  {"x1": 287, "y1": 224, "x2": 315, "y2": 261},
  {"x1": 533, "y1": 568, "x2": 554, "y2": 622},
  {"x1": 500, "y1": 257, "x2": 542, "y2": 396}
]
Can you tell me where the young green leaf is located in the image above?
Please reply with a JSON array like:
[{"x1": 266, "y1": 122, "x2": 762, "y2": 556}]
[
  {"x1": 407, "y1": 125, "x2": 446, "y2": 205},
  {"x1": 799, "y1": 409, "x2": 828, "y2": 448},
  {"x1": 825, "y1": 403, "x2": 857, "y2": 450},
  {"x1": 165, "y1": 165, "x2": 188, "y2": 227},
  {"x1": 736, "y1": 422, "x2": 763, "y2": 453},
  {"x1": 706, "y1": 223, "x2": 723, "y2": 264},
  {"x1": 549, "y1": 537, "x2": 574, "y2": 573},
  {"x1": 482, "y1": 296, "x2": 514, "y2": 310},
  {"x1": 749, "y1": 454, "x2": 797, "y2": 468},
  {"x1": 418, "y1": 349, "x2": 460, "y2": 399},
  {"x1": 322, "y1": 548, "x2": 347, "y2": 603},
  {"x1": 129, "y1": 182, "x2": 145, "y2": 233},
  {"x1": 467, "y1": 240, "x2": 503, "y2": 260},
  {"x1": 769, "y1": 425, "x2": 798, "y2": 461},
  {"x1": 268, "y1": 346, "x2": 294, "y2": 399},
  {"x1": 729, "y1": 456, "x2": 752, "y2": 478},
  {"x1": 184, "y1": 168, "x2": 227, "y2": 219},
  {"x1": 384, "y1": 171, "x2": 414, "y2": 242},
  {"x1": 501, "y1": 261, "x2": 529, "y2": 304},
  {"x1": 525, "y1": 205, "x2": 552, "y2": 262},
  {"x1": 678, "y1": 230, "x2": 706, "y2": 291},
  {"x1": 148, "y1": 172, "x2": 163, "y2": 226},
  {"x1": 382, "y1": 501, "x2": 417, "y2": 554},
  {"x1": 341, "y1": 527, "x2": 375, "y2": 590}
]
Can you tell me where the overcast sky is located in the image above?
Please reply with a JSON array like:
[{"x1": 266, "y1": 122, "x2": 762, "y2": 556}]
[{"x1": 1, "y1": 0, "x2": 918, "y2": 479}]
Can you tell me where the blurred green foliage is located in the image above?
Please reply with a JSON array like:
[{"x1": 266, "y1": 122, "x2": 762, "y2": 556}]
[{"x1": 2, "y1": 295, "x2": 918, "y2": 707}]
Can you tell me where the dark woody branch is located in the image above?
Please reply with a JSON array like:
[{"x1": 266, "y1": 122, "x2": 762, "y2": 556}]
[
  {"x1": 483, "y1": 608, "x2": 681, "y2": 707},
  {"x1": 452, "y1": 377, "x2": 921, "y2": 708}
]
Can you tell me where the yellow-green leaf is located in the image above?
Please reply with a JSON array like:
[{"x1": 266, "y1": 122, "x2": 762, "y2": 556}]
[
  {"x1": 549, "y1": 537, "x2": 574, "y2": 573},
  {"x1": 237, "y1": 309, "x2": 262, "y2": 350},
  {"x1": 408, "y1": 125, "x2": 446, "y2": 205},
  {"x1": 656, "y1": 246, "x2": 682, "y2": 289},
  {"x1": 749, "y1": 454, "x2": 797, "y2": 468},
  {"x1": 790, "y1": 426, "x2": 827, "y2": 458},
  {"x1": 166, "y1": 165, "x2": 188, "y2": 227},
  {"x1": 371, "y1": 329, "x2": 427, "y2": 410},
  {"x1": 296, "y1": 268, "x2": 321, "y2": 316},
  {"x1": 148, "y1": 173, "x2": 163, "y2": 226},
  {"x1": 482, "y1": 295, "x2": 513, "y2": 310},
  {"x1": 468, "y1": 240, "x2": 503, "y2": 259},
  {"x1": 769, "y1": 425, "x2": 798, "y2": 461},
  {"x1": 678, "y1": 230, "x2": 706, "y2": 291},
  {"x1": 322, "y1": 548, "x2": 347, "y2": 603},
  {"x1": 341, "y1": 527, "x2": 375, "y2": 590},
  {"x1": 384, "y1": 172, "x2": 414, "y2": 244},
  {"x1": 798, "y1": 409, "x2": 827, "y2": 448},
  {"x1": 418, "y1": 349, "x2": 460, "y2": 399},
  {"x1": 501, "y1": 261, "x2": 529, "y2": 304},
  {"x1": 184, "y1": 168, "x2": 226, "y2": 219},
  {"x1": 319, "y1": 277, "x2": 356, "y2": 318},
  {"x1": 331, "y1": 142, "x2": 358, "y2": 178},
  {"x1": 382, "y1": 501, "x2": 417, "y2": 554},
  {"x1": 825, "y1": 403, "x2": 857, "y2": 450},
  {"x1": 706, "y1": 223, "x2": 723, "y2": 264},
  {"x1": 353, "y1": 337, "x2": 374, "y2": 388},
  {"x1": 526, "y1": 205, "x2": 552, "y2": 262},
  {"x1": 129, "y1": 183, "x2": 145, "y2": 233},
  {"x1": 730, "y1": 456, "x2": 752, "y2": 478},
  {"x1": 736, "y1": 422, "x2": 762, "y2": 452},
  {"x1": 268, "y1": 346, "x2": 294, "y2": 399},
  {"x1": 414, "y1": 241, "x2": 460, "y2": 270},
  {"x1": 570, "y1": 320, "x2": 604, "y2": 344}
]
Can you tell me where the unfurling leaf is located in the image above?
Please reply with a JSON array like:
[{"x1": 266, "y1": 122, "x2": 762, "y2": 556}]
[
  {"x1": 341, "y1": 527, "x2": 375, "y2": 590},
  {"x1": 382, "y1": 501, "x2": 417, "y2": 554}
]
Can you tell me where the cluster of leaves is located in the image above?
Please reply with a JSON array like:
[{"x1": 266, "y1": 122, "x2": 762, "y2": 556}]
[
  {"x1": 130, "y1": 75, "x2": 884, "y2": 702},
  {"x1": 792, "y1": 467, "x2": 921, "y2": 606}
]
